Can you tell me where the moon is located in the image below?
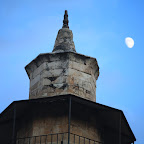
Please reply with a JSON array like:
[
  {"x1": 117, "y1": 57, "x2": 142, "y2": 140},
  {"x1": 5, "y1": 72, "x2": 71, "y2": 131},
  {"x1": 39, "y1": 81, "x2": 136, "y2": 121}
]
[{"x1": 125, "y1": 37, "x2": 134, "y2": 48}]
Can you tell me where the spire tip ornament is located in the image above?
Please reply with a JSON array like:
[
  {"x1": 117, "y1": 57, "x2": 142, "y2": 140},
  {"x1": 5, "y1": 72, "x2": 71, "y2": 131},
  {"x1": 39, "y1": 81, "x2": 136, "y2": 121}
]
[{"x1": 62, "y1": 10, "x2": 69, "y2": 28}]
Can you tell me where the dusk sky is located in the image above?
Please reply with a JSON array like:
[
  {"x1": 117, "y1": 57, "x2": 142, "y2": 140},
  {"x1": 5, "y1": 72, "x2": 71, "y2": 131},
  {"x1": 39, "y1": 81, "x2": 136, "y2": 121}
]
[{"x1": 0, "y1": 0, "x2": 144, "y2": 143}]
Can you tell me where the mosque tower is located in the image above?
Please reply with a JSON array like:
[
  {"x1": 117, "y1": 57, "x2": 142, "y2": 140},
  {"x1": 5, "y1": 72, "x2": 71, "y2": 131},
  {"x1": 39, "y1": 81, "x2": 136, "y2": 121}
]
[
  {"x1": 25, "y1": 10, "x2": 99, "y2": 102},
  {"x1": 0, "y1": 10, "x2": 136, "y2": 144}
]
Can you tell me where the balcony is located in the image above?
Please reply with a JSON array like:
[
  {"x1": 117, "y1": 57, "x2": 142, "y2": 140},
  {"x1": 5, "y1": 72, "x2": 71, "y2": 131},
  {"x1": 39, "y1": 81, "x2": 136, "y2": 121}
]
[{"x1": 16, "y1": 132, "x2": 103, "y2": 144}]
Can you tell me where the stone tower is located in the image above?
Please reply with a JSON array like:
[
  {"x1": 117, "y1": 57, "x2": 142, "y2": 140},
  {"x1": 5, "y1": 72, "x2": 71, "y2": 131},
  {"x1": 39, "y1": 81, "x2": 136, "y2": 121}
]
[
  {"x1": 0, "y1": 10, "x2": 136, "y2": 144},
  {"x1": 25, "y1": 10, "x2": 99, "y2": 102}
]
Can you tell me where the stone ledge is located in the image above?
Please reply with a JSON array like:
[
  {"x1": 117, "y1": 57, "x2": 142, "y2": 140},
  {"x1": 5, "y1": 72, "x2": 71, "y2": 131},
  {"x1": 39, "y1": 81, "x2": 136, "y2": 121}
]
[{"x1": 25, "y1": 52, "x2": 99, "y2": 79}]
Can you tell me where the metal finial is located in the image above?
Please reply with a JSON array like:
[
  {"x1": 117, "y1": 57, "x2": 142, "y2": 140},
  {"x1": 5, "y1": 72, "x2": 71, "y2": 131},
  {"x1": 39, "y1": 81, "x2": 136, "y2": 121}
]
[{"x1": 62, "y1": 10, "x2": 69, "y2": 28}]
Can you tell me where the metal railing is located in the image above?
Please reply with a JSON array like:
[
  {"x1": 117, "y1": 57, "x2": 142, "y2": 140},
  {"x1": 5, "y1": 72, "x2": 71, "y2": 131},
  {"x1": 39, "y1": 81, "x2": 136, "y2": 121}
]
[{"x1": 16, "y1": 132, "x2": 103, "y2": 144}]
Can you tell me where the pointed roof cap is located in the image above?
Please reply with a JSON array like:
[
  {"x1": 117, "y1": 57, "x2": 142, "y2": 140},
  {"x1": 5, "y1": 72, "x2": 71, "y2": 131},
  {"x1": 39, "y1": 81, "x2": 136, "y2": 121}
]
[{"x1": 52, "y1": 10, "x2": 76, "y2": 53}]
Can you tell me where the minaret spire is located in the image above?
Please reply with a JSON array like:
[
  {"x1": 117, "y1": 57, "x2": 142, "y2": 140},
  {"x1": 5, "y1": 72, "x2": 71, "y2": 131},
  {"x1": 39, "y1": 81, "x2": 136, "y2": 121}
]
[
  {"x1": 52, "y1": 10, "x2": 76, "y2": 53},
  {"x1": 25, "y1": 10, "x2": 99, "y2": 103},
  {"x1": 62, "y1": 10, "x2": 69, "y2": 28}
]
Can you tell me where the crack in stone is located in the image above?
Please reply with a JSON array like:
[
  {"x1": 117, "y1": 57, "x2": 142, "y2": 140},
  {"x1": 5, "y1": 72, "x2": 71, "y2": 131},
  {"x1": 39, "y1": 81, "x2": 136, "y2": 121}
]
[{"x1": 48, "y1": 77, "x2": 58, "y2": 82}]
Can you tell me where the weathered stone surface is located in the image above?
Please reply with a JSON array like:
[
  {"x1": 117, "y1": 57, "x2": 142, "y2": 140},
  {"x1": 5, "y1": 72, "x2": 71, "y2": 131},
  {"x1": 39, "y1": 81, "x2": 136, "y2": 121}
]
[
  {"x1": 25, "y1": 52, "x2": 99, "y2": 102},
  {"x1": 53, "y1": 28, "x2": 76, "y2": 53},
  {"x1": 16, "y1": 104, "x2": 69, "y2": 144},
  {"x1": 16, "y1": 102, "x2": 102, "y2": 144},
  {"x1": 16, "y1": 102, "x2": 102, "y2": 143}
]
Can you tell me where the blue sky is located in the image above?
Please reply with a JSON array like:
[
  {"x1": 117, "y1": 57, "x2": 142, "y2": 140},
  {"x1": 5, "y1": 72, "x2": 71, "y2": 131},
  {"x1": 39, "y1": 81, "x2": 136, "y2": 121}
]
[{"x1": 0, "y1": 0, "x2": 144, "y2": 143}]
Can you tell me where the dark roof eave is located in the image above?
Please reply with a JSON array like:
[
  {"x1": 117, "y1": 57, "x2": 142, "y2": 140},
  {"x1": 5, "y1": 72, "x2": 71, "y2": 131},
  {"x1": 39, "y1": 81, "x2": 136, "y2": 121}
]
[{"x1": 121, "y1": 111, "x2": 136, "y2": 141}]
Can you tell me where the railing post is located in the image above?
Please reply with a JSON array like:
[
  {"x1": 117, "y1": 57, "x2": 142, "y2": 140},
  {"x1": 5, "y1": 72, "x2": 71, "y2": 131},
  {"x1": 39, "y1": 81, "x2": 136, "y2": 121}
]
[
  {"x1": 68, "y1": 96, "x2": 72, "y2": 144},
  {"x1": 74, "y1": 134, "x2": 75, "y2": 144},
  {"x1": 57, "y1": 134, "x2": 58, "y2": 144},
  {"x1": 35, "y1": 136, "x2": 36, "y2": 144},
  {"x1": 12, "y1": 104, "x2": 16, "y2": 144}
]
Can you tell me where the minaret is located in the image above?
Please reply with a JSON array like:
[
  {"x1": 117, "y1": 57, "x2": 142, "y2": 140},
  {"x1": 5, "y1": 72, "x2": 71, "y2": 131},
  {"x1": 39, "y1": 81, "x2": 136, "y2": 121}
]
[
  {"x1": 25, "y1": 10, "x2": 99, "y2": 102},
  {"x1": 0, "y1": 10, "x2": 136, "y2": 144}
]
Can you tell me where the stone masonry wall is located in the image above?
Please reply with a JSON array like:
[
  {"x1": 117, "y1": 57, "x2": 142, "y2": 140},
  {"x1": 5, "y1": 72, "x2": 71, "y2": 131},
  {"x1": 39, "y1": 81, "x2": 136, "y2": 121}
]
[
  {"x1": 16, "y1": 102, "x2": 102, "y2": 144},
  {"x1": 16, "y1": 112, "x2": 102, "y2": 144},
  {"x1": 16, "y1": 103, "x2": 69, "y2": 144},
  {"x1": 70, "y1": 103, "x2": 103, "y2": 143},
  {"x1": 25, "y1": 52, "x2": 99, "y2": 102},
  {"x1": 70, "y1": 119, "x2": 102, "y2": 143},
  {"x1": 17, "y1": 117, "x2": 33, "y2": 138}
]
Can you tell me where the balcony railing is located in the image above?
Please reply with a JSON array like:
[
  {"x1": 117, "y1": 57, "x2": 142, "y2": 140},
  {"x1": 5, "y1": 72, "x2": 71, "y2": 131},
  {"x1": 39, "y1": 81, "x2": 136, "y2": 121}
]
[{"x1": 16, "y1": 132, "x2": 103, "y2": 144}]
